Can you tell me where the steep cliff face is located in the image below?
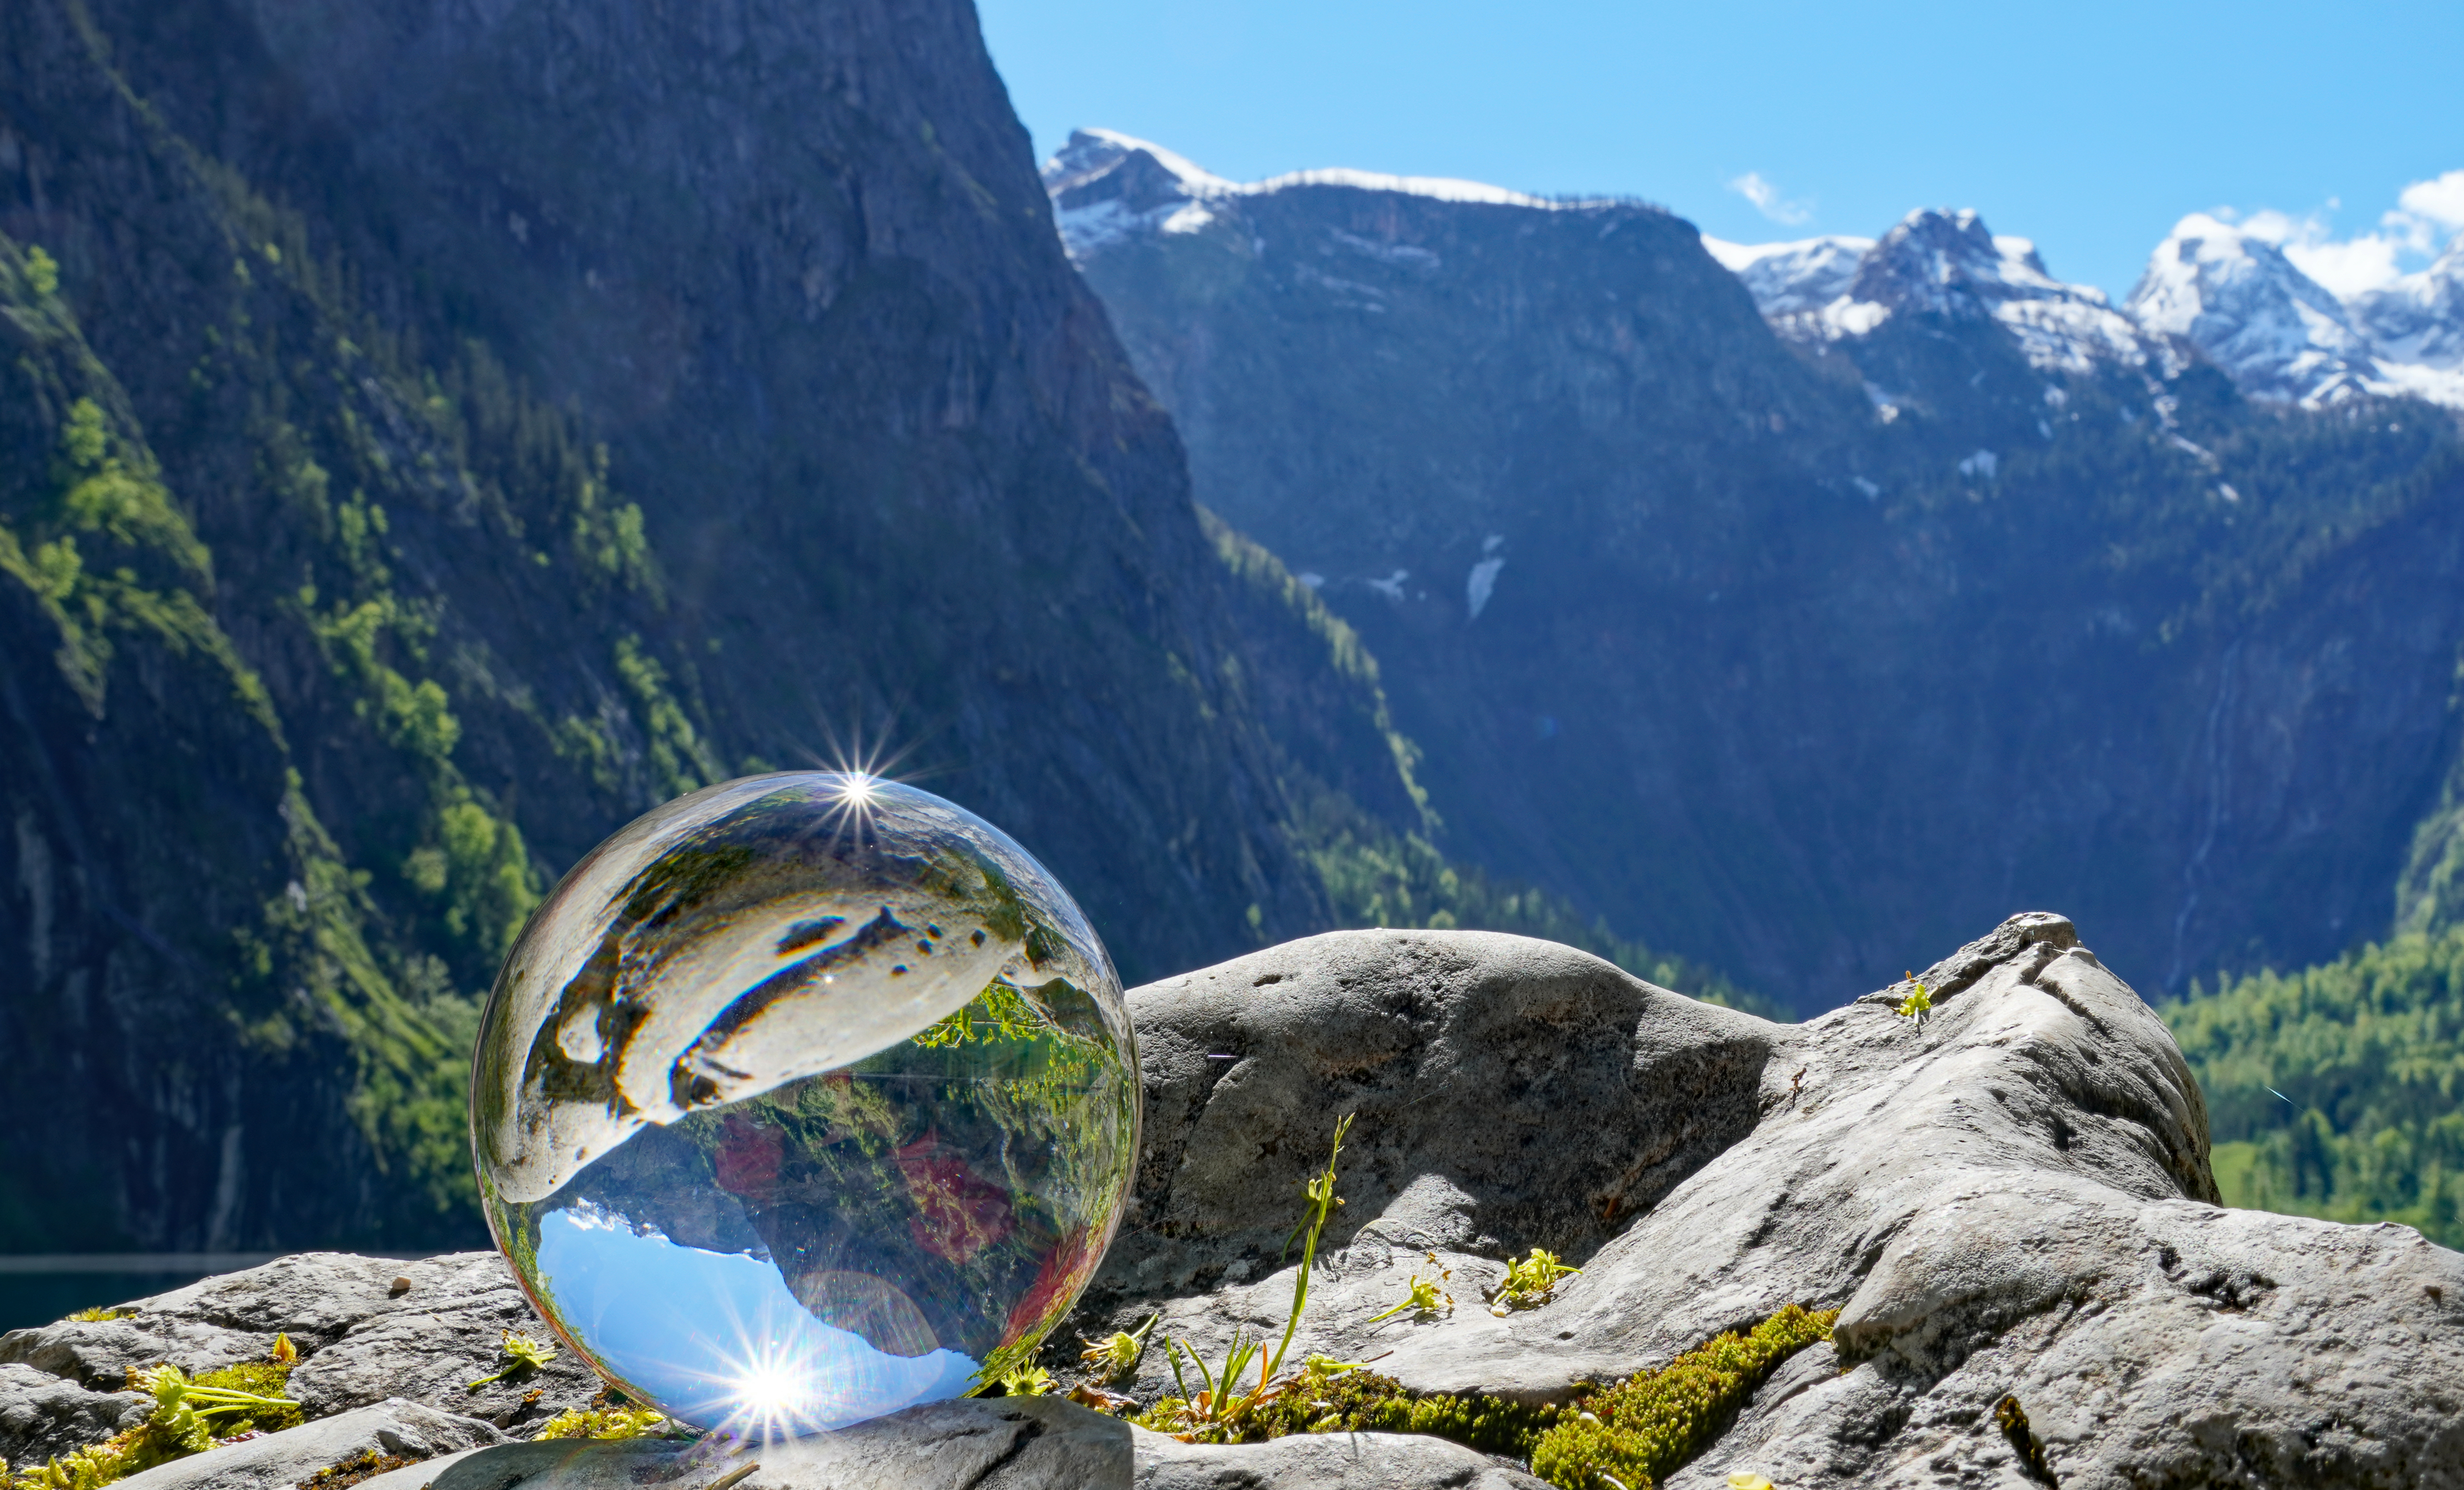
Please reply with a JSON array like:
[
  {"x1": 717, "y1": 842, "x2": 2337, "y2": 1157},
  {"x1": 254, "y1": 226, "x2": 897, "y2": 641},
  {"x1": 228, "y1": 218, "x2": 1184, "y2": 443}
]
[
  {"x1": 1055, "y1": 133, "x2": 2464, "y2": 1009},
  {"x1": 0, "y1": 0, "x2": 1424, "y2": 1251}
]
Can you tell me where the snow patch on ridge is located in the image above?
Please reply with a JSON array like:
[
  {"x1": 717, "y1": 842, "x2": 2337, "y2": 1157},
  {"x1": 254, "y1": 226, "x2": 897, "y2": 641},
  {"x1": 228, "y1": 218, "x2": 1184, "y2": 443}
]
[{"x1": 1042, "y1": 129, "x2": 1567, "y2": 262}]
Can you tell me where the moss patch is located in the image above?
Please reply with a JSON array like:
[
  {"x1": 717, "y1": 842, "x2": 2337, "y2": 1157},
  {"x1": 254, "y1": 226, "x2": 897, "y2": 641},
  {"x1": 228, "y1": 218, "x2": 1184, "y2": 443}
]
[
  {"x1": 1529, "y1": 1306, "x2": 1838, "y2": 1490},
  {"x1": 300, "y1": 1451, "x2": 416, "y2": 1490},
  {"x1": 1123, "y1": 1304, "x2": 1834, "y2": 1490}
]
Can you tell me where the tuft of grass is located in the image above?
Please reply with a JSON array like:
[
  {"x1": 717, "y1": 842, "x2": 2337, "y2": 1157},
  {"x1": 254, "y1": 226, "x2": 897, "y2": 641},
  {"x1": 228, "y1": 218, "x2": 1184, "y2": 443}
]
[
  {"x1": 65, "y1": 1307, "x2": 129, "y2": 1323},
  {"x1": 1132, "y1": 1115, "x2": 1354, "y2": 1441},
  {"x1": 1528, "y1": 1305, "x2": 1837, "y2": 1490}
]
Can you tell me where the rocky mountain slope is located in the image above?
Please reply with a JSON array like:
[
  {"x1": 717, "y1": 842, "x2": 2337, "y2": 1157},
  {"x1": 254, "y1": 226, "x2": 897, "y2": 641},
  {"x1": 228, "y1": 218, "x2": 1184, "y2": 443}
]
[
  {"x1": 0, "y1": 0, "x2": 1491, "y2": 1255},
  {"x1": 8, "y1": 919, "x2": 2459, "y2": 1489},
  {"x1": 1049, "y1": 129, "x2": 2464, "y2": 1012}
]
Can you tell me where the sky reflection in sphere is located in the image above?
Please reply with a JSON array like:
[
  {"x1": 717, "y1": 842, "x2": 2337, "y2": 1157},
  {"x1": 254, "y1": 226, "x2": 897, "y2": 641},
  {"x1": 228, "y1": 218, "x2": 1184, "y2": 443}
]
[{"x1": 469, "y1": 773, "x2": 1139, "y2": 1435}]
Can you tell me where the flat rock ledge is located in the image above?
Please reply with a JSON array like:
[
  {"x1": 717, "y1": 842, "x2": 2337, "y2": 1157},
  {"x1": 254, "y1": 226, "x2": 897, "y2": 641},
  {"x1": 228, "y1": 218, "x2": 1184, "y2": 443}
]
[{"x1": 3, "y1": 916, "x2": 2457, "y2": 1490}]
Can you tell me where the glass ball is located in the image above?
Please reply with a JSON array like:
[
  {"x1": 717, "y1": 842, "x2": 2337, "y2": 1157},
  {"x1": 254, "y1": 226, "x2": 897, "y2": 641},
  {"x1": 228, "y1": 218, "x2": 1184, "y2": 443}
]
[{"x1": 469, "y1": 772, "x2": 1139, "y2": 1435}]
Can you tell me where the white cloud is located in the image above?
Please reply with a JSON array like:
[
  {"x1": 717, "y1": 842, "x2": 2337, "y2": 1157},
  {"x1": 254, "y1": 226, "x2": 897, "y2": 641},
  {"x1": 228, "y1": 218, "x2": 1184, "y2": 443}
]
[
  {"x1": 2221, "y1": 171, "x2": 2464, "y2": 299},
  {"x1": 2289, "y1": 234, "x2": 2410, "y2": 299},
  {"x1": 1727, "y1": 171, "x2": 1812, "y2": 227},
  {"x1": 2398, "y1": 169, "x2": 2464, "y2": 230}
]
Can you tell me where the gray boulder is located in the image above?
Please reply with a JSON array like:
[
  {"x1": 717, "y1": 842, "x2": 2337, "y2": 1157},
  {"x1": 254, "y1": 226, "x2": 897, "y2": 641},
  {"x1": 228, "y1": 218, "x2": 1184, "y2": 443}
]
[
  {"x1": 0, "y1": 1251, "x2": 604, "y2": 1434},
  {"x1": 1063, "y1": 920, "x2": 2464, "y2": 1488},
  {"x1": 107, "y1": 1399, "x2": 504, "y2": 1490}
]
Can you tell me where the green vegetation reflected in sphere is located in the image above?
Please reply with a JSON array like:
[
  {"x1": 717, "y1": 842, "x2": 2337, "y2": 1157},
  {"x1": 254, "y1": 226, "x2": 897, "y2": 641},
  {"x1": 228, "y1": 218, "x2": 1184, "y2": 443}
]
[{"x1": 469, "y1": 773, "x2": 1139, "y2": 1435}]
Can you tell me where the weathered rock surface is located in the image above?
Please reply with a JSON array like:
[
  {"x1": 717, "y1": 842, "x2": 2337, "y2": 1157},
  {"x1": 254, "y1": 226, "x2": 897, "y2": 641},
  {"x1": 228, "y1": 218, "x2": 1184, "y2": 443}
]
[
  {"x1": 0, "y1": 1251, "x2": 602, "y2": 1442},
  {"x1": 0, "y1": 1362, "x2": 150, "y2": 1467},
  {"x1": 411, "y1": 1399, "x2": 1128, "y2": 1490},
  {"x1": 11, "y1": 917, "x2": 2460, "y2": 1488},
  {"x1": 1066, "y1": 920, "x2": 2464, "y2": 1488},
  {"x1": 1133, "y1": 1427, "x2": 1543, "y2": 1489},
  {"x1": 109, "y1": 1400, "x2": 505, "y2": 1490}
]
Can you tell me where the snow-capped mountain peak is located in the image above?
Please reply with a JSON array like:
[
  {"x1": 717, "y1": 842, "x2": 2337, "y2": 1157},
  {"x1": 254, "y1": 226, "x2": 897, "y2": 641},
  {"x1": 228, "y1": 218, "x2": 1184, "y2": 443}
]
[
  {"x1": 1042, "y1": 129, "x2": 1234, "y2": 256},
  {"x1": 1710, "y1": 208, "x2": 2152, "y2": 374},
  {"x1": 1042, "y1": 128, "x2": 1234, "y2": 203},
  {"x1": 1701, "y1": 235, "x2": 1873, "y2": 316},
  {"x1": 2123, "y1": 213, "x2": 2382, "y2": 405},
  {"x1": 2350, "y1": 234, "x2": 2464, "y2": 375}
]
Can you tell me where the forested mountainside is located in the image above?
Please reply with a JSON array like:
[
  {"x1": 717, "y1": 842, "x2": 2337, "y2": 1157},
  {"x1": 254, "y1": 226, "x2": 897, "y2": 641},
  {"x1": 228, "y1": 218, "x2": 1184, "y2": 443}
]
[
  {"x1": 2167, "y1": 926, "x2": 2464, "y2": 1248},
  {"x1": 0, "y1": 0, "x2": 1692, "y2": 1256},
  {"x1": 1049, "y1": 131, "x2": 2464, "y2": 1014}
]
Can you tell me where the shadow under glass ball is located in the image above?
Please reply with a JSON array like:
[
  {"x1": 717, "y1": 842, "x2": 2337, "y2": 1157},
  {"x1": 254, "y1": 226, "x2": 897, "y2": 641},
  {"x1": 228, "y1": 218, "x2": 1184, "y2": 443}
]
[{"x1": 469, "y1": 773, "x2": 1138, "y2": 1435}]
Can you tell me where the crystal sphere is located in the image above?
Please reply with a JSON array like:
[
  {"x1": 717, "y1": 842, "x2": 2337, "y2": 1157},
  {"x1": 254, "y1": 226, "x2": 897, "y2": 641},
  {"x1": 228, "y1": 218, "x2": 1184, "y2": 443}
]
[{"x1": 469, "y1": 773, "x2": 1139, "y2": 1435}]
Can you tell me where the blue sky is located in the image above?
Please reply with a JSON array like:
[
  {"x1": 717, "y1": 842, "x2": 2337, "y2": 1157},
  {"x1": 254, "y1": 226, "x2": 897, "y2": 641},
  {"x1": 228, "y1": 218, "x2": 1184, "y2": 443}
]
[{"x1": 979, "y1": 0, "x2": 2464, "y2": 302}]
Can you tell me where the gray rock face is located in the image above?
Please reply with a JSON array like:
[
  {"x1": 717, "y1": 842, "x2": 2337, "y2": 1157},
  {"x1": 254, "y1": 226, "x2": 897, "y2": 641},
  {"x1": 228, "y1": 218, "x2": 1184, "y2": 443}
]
[
  {"x1": 421, "y1": 1399, "x2": 1128, "y2": 1490},
  {"x1": 0, "y1": 1251, "x2": 603, "y2": 1442},
  {"x1": 0, "y1": 1361, "x2": 150, "y2": 1467},
  {"x1": 109, "y1": 1400, "x2": 504, "y2": 1490},
  {"x1": 1065, "y1": 921, "x2": 2464, "y2": 1488},
  {"x1": 1133, "y1": 1427, "x2": 1543, "y2": 1490}
]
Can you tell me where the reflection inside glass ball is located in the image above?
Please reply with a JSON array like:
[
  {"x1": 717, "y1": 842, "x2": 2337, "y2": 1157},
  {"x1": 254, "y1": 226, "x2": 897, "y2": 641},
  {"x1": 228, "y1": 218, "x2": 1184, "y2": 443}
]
[{"x1": 470, "y1": 773, "x2": 1138, "y2": 1435}]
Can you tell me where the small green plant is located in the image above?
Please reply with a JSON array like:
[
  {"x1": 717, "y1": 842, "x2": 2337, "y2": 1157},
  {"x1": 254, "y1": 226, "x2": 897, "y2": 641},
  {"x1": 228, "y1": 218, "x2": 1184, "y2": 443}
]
[
  {"x1": 4, "y1": 1341, "x2": 309, "y2": 1490},
  {"x1": 1132, "y1": 1115, "x2": 1354, "y2": 1442},
  {"x1": 66, "y1": 1307, "x2": 130, "y2": 1323},
  {"x1": 1366, "y1": 1253, "x2": 1455, "y2": 1324},
  {"x1": 1079, "y1": 1313, "x2": 1159, "y2": 1380},
  {"x1": 996, "y1": 1361, "x2": 1055, "y2": 1397},
  {"x1": 1893, "y1": 971, "x2": 1933, "y2": 1022},
  {"x1": 531, "y1": 1404, "x2": 666, "y2": 1441},
  {"x1": 135, "y1": 1363, "x2": 302, "y2": 1450},
  {"x1": 1486, "y1": 1248, "x2": 1579, "y2": 1314},
  {"x1": 468, "y1": 1331, "x2": 558, "y2": 1390}
]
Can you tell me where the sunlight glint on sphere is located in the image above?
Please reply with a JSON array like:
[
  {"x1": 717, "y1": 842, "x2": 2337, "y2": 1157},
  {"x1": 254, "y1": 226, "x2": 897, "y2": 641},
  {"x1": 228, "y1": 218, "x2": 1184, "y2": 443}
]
[{"x1": 469, "y1": 773, "x2": 1139, "y2": 1434}]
